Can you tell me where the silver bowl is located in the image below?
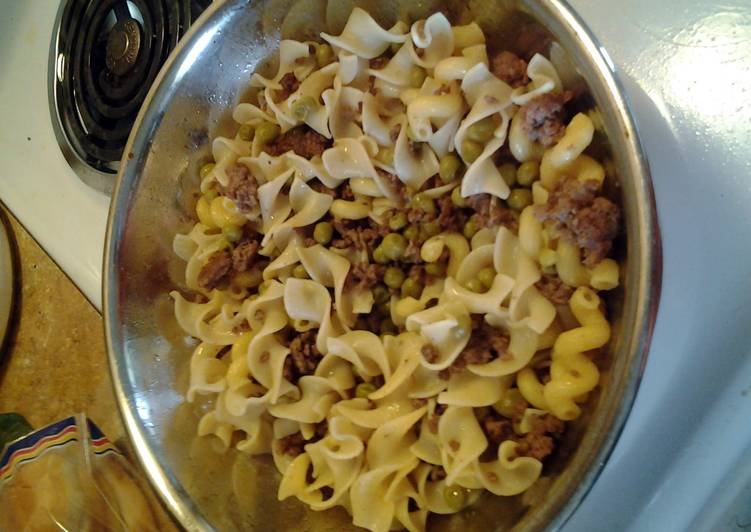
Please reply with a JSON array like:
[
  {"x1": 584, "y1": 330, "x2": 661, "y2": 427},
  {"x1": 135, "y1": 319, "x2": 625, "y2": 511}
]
[{"x1": 104, "y1": 0, "x2": 661, "y2": 530}]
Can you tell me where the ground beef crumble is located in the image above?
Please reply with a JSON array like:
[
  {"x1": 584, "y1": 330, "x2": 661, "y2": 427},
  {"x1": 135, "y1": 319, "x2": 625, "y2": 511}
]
[
  {"x1": 197, "y1": 229, "x2": 262, "y2": 290},
  {"x1": 481, "y1": 411, "x2": 564, "y2": 461},
  {"x1": 514, "y1": 414, "x2": 565, "y2": 460},
  {"x1": 264, "y1": 125, "x2": 331, "y2": 159},
  {"x1": 465, "y1": 193, "x2": 518, "y2": 231},
  {"x1": 232, "y1": 237, "x2": 259, "y2": 272},
  {"x1": 224, "y1": 164, "x2": 259, "y2": 212},
  {"x1": 427, "y1": 403, "x2": 447, "y2": 434},
  {"x1": 347, "y1": 262, "x2": 386, "y2": 290},
  {"x1": 331, "y1": 218, "x2": 388, "y2": 250},
  {"x1": 276, "y1": 421, "x2": 328, "y2": 457},
  {"x1": 277, "y1": 72, "x2": 300, "y2": 101},
  {"x1": 197, "y1": 250, "x2": 232, "y2": 290},
  {"x1": 411, "y1": 398, "x2": 428, "y2": 409},
  {"x1": 491, "y1": 51, "x2": 529, "y2": 88},
  {"x1": 308, "y1": 180, "x2": 337, "y2": 198},
  {"x1": 429, "y1": 466, "x2": 447, "y2": 482},
  {"x1": 535, "y1": 273, "x2": 573, "y2": 305},
  {"x1": 408, "y1": 265, "x2": 428, "y2": 286},
  {"x1": 535, "y1": 177, "x2": 621, "y2": 266},
  {"x1": 421, "y1": 344, "x2": 440, "y2": 363},
  {"x1": 358, "y1": 311, "x2": 387, "y2": 336},
  {"x1": 483, "y1": 416, "x2": 516, "y2": 445},
  {"x1": 284, "y1": 330, "x2": 322, "y2": 382},
  {"x1": 339, "y1": 182, "x2": 355, "y2": 201},
  {"x1": 436, "y1": 194, "x2": 467, "y2": 232},
  {"x1": 439, "y1": 323, "x2": 510, "y2": 380},
  {"x1": 407, "y1": 204, "x2": 435, "y2": 224},
  {"x1": 570, "y1": 197, "x2": 621, "y2": 266},
  {"x1": 277, "y1": 432, "x2": 305, "y2": 457},
  {"x1": 403, "y1": 239, "x2": 423, "y2": 263},
  {"x1": 517, "y1": 91, "x2": 573, "y2": 147}
]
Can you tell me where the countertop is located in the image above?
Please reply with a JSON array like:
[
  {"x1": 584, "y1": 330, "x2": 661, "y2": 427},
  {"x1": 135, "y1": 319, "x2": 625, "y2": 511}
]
[
  {"x1": 0, "y1": 205, "x2": 121, "y2": 439},
  {"x1": 0, "y1": 204, "x2": 176, "y2": 530}
]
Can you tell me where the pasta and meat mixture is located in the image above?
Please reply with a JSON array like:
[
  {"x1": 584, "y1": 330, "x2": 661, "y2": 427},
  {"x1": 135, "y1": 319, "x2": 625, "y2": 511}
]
[{"x1": 171, "y1": 9, "x2": 621, "y2": 532}]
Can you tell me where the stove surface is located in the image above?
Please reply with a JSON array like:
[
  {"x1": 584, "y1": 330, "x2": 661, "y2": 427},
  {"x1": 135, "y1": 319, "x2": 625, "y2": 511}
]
[{"x1": 1, "y1": 1, "x2": 750, "y2": 530}]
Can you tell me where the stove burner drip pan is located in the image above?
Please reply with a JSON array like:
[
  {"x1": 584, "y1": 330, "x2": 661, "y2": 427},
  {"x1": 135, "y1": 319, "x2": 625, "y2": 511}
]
[{"x1": 49, "y1": 0, "x2": 198, "y2": 193}]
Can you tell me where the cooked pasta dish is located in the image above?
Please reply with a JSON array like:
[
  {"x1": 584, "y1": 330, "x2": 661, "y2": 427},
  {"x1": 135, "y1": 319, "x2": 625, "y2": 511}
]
[{"x1": 171, "y1": 8, "x2": 621, "y2": 531}]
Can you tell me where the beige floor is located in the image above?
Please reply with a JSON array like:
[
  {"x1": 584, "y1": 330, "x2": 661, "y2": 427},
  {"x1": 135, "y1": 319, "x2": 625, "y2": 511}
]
[{"x1": 0, "y1": 205, "x2": 175, "y2": 530}]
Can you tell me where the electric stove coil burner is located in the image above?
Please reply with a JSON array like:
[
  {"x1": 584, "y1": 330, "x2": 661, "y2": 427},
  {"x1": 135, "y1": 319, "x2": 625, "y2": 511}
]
[{"x1": 49, "y1": 0, "x2": 206, "y2": 193}]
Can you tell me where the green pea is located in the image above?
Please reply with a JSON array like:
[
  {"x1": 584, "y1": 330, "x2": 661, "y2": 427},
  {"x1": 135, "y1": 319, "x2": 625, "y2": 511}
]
[
  {"x1": 507, "y1": 188, "x2": 533, "y2": 211},
  {"x1": 401, "y1": 278, "x2": 423, "y2": 299},
  {"x1": 403, "y1": 225, "x2": 420, "y2": 241},
  {"x1": 373, "y1": 246, "x2": 390, "y2": 264},
  {"x1": 443, "y1": 485, "x2": 467, "y2": 511},
  {"x1": 517, "y1": 161, "x2": 539, "y2": 187},
  {"x1": 478, "y1": 267, "x2": 496, "y2": 289},
  {"x1": 466, "y1": 116, "x2": 496, "y2": 143},
  {"x1": 313, "y1": 221, "x2": 333, "y2": 245},
  {"x1": 498, "y1": 162, "x2": 517, "y2": 187},
  {"x1": 463, "y1": 217, "x2": 479, "y2": 239},
  {"x1": 222, "y1": 224, "x2": 243, "y2": 243},
  {"x1": 425, "y1": 262, "x2": 446, "y2": 277},
  {"x1": 355, "y1": 382, "x2": 377, "y2": 398},
  {"x1": 377, "y1": 146, "x2": 394, "y2": 165},
  {"x1": 373, "y1": 285, "x2": 391, "y2": 304},
  {"x1": 384, "y1": 266, "x2": 405, "y2": 289},
  {"x1": 465, "y1": 278, "x2": 485, "y2": 293},
  {"x1": 199, "y1": 162, "x2": 215, "y2": 179},
  {"x1": 255, "y1": 122, "x2": 280, "y2": 145},
  {"x1": 204, "y1": 188, "x2": 219, "y2": 202},
  {"x1": 389, "y1": 212, "x2": 408, "y2": 231},
  {"x1": 461, "y1": 139, "x2": 483, "y2": 163},
  {"x1": 410, "y1": 66, "x2": 427, "y2": 88},
  {"x1": 291, "y1": 96, "x2": 318, "y2": 121},
  {"x1": 292, "y1": 264, "x2": 308, "y2": 279},
  {"x1": 380, "y1": 318, "x2": 398, "y2": 335},
  {"x1": 411, "y1": 193, "x2": 436, "y2": 215},
  {"x1": 439, "y1": 153, "x2": 462, "y2": 183},
  {"x1": 422, "y1": 221, "x2": 440, "y2": 238},
  {"x1": 238, "y1": 124, "x2": 255, "y2": 141},
  {"x1": 381, "y1": 233, "x2": 408, "y2": 260},
  {"x1": 451, "y1": 186, "x2": 466, "y2": 207},
  {"x1": 316, "y1": 43, "x2": 334, "y2": 67}
]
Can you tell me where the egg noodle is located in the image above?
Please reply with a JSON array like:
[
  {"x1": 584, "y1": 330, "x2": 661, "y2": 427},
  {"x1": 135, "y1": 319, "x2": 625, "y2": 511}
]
[{"x1": 171, "y1": 8, "x2": 620, "y2": 531}]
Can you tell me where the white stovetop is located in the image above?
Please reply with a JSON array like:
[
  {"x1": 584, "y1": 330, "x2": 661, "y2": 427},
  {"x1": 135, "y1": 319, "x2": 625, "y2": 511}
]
[
  {"x1": 0, "y1": 2, "x2": 110, "y2": 309},
  {"x1": 2, "y1": 1, "x2": 751, "y2": 530}
]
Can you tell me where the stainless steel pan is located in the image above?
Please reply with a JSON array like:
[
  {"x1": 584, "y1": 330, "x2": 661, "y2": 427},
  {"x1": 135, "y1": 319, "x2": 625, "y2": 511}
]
[{"x1": 104, "y1": 1, "x2": 661, "y2": 529}]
